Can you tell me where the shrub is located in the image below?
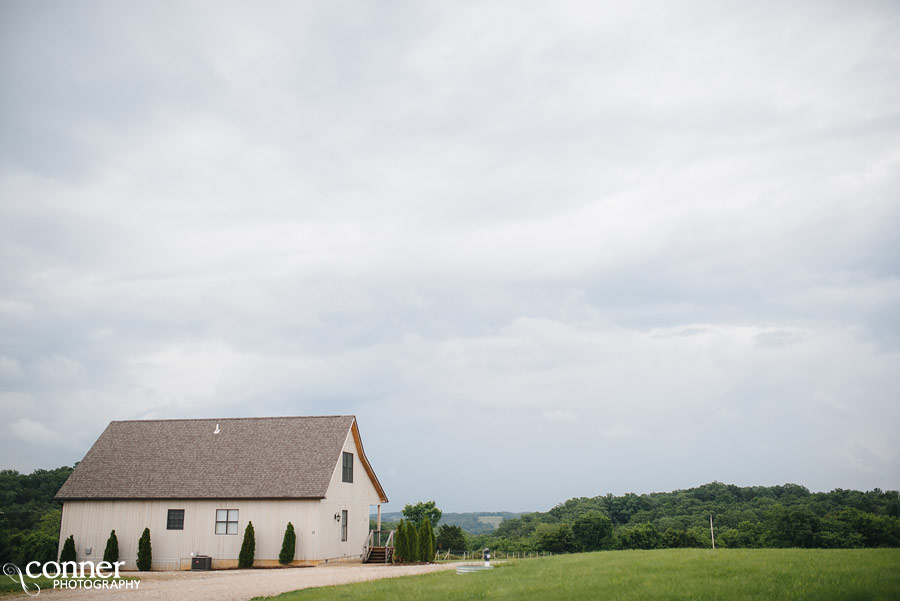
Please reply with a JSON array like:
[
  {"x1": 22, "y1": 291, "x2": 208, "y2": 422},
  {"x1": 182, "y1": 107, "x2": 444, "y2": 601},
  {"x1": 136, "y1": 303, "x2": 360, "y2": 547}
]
[
  {"x1": 238, "y1": 521, "x2": 256, "y2": 568},
  {"x1": 406, "y1": 520, "x2": 419, "y2": 562},
  {"x1": 279, "y1": 522, "x2": 296, "y2": 565},
  {"x1": 418, "y1": 517, "x2": 435, "y2": 562},
  {"x1": 393, "y1": 520, "x2": 407, "y2": 563},
  {"x1": 103, "y1": 530, "x2": 119, "y2": 563},
  {"x1": 136, "y1": 528, "x2": 152, "y2": 571},
  {"x1": 59, "y1": 535, "x2": 76, "y2": 562}
]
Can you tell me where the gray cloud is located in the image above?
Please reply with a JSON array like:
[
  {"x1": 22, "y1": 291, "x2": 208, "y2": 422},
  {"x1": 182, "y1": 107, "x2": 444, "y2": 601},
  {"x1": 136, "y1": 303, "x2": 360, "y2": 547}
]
[{"x1": 1, "y1": 0, "x2": 898, "y2": 511}]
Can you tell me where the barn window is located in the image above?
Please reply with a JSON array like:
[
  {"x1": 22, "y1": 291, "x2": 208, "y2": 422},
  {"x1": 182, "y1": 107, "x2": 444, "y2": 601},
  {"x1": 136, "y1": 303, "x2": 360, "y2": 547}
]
[
  {"x1": 341, "y1": 510, "x2": 348, "y2": 541},
  {"x1": 215, "y1": 509, "x2": 239, "y2": 535},
  {"x1": 342, "y1": 452, "x2": 353, "y2": 483},
  {"x1": 167, "y1": 509, "x2": 185, "y2": 530}
]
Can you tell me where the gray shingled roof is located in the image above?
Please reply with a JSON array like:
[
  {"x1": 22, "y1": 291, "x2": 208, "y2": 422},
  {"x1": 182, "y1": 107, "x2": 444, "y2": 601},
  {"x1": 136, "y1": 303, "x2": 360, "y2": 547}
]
[{"x1": 56, "y1": 416, "x2": 357, "y2": 500}]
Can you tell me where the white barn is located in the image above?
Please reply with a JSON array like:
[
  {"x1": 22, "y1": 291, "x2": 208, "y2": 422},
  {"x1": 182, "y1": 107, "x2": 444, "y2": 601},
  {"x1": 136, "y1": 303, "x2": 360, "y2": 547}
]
[{"x1": 55, "y1": 416, "x2": 389, "y2": 569}]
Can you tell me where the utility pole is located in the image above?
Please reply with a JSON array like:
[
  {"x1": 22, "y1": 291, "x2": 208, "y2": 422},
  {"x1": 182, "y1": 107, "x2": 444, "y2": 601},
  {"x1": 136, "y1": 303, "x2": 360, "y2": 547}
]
[{"x1": 709, "y1": 515, "x2": 716, "y2": 550}]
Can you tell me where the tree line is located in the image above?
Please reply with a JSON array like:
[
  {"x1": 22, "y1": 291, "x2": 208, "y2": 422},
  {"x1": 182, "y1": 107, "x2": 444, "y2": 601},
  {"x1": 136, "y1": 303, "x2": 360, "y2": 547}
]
[
  {"x1": 0, "y1": 466, "x2": 73, "y2": 565},
  {"x1": 459, "y1": 482, "x2": 900, "y2": 553},
  {"x1": 399, "y1": 484, "x2": 900, "y2": 554}
]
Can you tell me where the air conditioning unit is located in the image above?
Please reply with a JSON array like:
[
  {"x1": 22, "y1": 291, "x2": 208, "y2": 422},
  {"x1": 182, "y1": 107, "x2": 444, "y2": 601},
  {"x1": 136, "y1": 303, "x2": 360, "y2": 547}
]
[{"x1": 191, "y1": 555, "x2": 212, "y2": 571}]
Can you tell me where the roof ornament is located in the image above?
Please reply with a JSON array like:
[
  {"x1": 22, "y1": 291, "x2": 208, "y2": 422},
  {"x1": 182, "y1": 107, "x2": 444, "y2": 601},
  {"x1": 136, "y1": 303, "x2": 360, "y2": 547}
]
[{"x1": 214, "y1": 424, "x2": 220, "y2": 434}]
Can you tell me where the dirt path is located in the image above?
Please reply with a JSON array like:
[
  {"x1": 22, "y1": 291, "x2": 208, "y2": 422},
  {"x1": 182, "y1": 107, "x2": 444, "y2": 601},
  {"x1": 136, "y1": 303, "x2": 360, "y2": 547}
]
[{"x1": 34, "y1": 563, "x2": 463, "y2": 601}]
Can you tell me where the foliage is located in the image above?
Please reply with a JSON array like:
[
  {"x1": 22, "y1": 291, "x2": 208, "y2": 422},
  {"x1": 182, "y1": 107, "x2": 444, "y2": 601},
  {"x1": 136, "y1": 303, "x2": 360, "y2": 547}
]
[
  {"x1": 10, "y1": 509, "x2": 60, "y2": 566},
  {"x1": 533, "y1": 523, "x2": 576, "y2": 553},
  {"x1": 407, "y1": 519, "x2": 419, "y2": 562},
  {"x1": 661, "y1": 527, "x2": 707, "y2": 548},
  {"x1": 239, "y1": 521, "x2": 256, "y2": 568},
  {"x1": 618, "y1": 523, "x2": 663, "y2": 550},
  {"x1": 0, "y1": 466, "x2": 73, "y2": 565},
  {"x1": 418, "y1": 517, "x2": 435, "y2": 562},
  {"x1": 767, "y1": 504, "x2": 819, "y2": 548},
  {"x1": 436, "y1": 524, "x2": 467, "y2": 552},
  {"x1": 59, "y1": 534, "x2": 76, "y2": 562},
  {"x1": 375, "y1": 511, "x2": 519, "y2": 535},
  {"x1": 255, "y1": 549, "x2": 900, "y2": 601},
  {"x1": 482, "y1": 482, "x2": 900, "y2": 554},
  {"x1": 571, "y1": 511, "x2": 613, "y2": 551},
  {"x1": 393, "y1": 520, "x2": 407, "y2": 563},
  {"x1": 136, "y1": 528, "x2": 152, "y2": 571},
  {"x1": 402, "y1": 501, "x2": 442, "y2": 528},
  {"x1": 103, "y1": 529, "x2": 119, "y2": 563},
  {"x1": 279, "y1": 522, "x2": 296, "y2": 565}
]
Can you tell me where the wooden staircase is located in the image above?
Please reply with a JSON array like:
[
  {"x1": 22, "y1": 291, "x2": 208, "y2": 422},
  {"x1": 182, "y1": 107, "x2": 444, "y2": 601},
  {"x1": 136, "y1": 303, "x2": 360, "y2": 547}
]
[{"x1": 363, "y1": 530, "x2": 394, "y2": 564}]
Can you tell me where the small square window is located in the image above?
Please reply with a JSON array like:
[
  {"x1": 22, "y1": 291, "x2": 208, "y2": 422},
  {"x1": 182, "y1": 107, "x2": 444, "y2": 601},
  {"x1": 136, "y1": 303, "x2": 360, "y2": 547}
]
[
  {"x1": 215, "y1": 509, "x2": 238, "y2": 535},
  {"x1": 167, "y1": 509, "x2": 184, "y2": 530}
]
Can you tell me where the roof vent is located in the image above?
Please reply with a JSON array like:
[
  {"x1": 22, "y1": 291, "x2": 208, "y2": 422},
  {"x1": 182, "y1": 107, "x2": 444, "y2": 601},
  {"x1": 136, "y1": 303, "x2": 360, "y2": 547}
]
[{"x1": 214, "y1": 424, "x2": 220, "y2": 434}]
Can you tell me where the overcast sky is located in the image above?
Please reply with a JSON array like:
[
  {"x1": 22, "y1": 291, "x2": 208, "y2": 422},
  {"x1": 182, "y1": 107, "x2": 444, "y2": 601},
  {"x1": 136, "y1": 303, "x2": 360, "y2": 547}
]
[{"x1": 1, "y1": 1, "x2": 898, "y2": 513}]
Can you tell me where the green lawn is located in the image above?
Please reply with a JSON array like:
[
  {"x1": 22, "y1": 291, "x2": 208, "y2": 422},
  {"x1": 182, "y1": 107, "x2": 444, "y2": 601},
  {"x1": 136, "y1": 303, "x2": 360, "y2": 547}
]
[{"x1": 255, "y1": 549, "x2": 900, "y2": 601}]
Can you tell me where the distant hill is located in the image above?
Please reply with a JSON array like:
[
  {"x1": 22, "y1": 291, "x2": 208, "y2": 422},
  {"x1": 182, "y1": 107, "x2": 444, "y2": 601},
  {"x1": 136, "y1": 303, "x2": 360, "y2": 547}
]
[{"x1": 372, "y1": 511, "x2": 520, "y2": 534}]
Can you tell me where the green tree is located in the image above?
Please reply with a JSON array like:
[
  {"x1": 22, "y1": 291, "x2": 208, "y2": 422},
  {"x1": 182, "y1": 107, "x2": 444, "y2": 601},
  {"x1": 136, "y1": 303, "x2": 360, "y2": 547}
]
[
  {"x1": 572, "y1": 511, "x2": 613, "y2": 551},
  {"x1": 403, "y1": 501, "x2": 442, "y2": 528},
  {"x1": 13, "y1": 509, "x2": 60, "y2": 566},
  {"x1": 406, "y1": 520, "x2": 419, "y2": 562},
  {"x1": 136, "y1": 528, "x2": 152, "y2": 571},
  {"x1": 767, "y1": 504, "x2": 819, "y2": 548},
  {"x1": 617, "y1": 523, "x2": 662, "y2": 550},
  {"x1": 661, "y1": 528, "x2": 707, "y2": 548},
  {"x1": 103, "y1": 530, "x2": 119, "y2": 563},
  {"x1": 59, "y1": 534, "x2": 76, "y2": 562},
  {"x1": 238, "y1": 521, "x2": 256, "y2": 568},
  {"x1": 393, "y1": 520, "x2": 406, "y2": 562},
  {"x1": 533, "y1": 523, "x2": 576, "y2": 553},
  {"x1": 418, "y1": 517, "x2": 435, "y2": 562},
  {"x1": 436, "y1": 524, "x2": 467, "y2": 552},
  {"x1": 279, "y1": 522, "x2": 296, "y2": 565}
]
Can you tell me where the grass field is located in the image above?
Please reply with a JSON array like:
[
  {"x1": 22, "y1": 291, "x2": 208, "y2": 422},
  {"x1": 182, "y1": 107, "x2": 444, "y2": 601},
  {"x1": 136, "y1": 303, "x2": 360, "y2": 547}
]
[{"x1": 256, "y1": 549, "x2": 900, "y2": 601}]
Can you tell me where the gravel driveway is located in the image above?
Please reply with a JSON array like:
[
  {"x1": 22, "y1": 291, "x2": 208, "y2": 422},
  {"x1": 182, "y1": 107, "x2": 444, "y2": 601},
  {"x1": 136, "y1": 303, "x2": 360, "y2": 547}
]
[{"x1": 34, "y1": 563, "x2": 463, "y2": 601}]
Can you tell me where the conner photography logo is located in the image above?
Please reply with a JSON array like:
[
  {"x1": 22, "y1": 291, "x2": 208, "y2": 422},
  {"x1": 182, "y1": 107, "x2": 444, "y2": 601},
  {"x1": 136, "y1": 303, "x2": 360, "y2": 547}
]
[{"x1": 3, "y1": 561, "x2": 139, "y2": 596}]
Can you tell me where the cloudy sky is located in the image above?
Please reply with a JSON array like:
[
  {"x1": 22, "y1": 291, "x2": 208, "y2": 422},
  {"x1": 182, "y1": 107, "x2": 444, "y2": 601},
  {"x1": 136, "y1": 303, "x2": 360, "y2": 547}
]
[{"x1": 1, "y1": 1, "x2": 898, "y2": 512}]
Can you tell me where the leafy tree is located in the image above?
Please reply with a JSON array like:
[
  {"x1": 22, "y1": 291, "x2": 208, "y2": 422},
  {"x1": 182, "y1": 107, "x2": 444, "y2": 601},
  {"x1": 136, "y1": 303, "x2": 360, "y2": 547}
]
[
  {"x1": 103, "y1": 530, "x2": 119, "y2": 563},
  {"x1": 403, "y1": 501, "x2": 442, "y2": 528},
  {"x1": 572, "y1": 511, "x2": 613, "y2": 551},
  {"x1": 418, "y1": 517, "x2": 435, "y2": 562},
  {"x1": 59, "y1": 534, "x2": 76, "y2": 562},
  {"x1": 717, "y1": 521, "x2": 766, "y2": 548},
  {"x1": 13, "y1": 509, "x2": 60, "y2": 565},
  {"x1": 533, "y1": 523, "x2": 576, "y2": 553},
  {"x1": 767, "y1": 504, "x2": 819, "y2": 548},
  {"x1": 617, "y1": 523, "x2": 662, "y2": 550},
  {"x1": 661, "y1": 528, "x2": 707, "y2": 548},
  {"x1": 279, "y1": 522, "x2": 296, "y2": 565},
  {"x1": 238, "y1": 521, "x2": 256, "y2": 568},
  {"x1": 436, "y1": 524, "x2": 467, "y2": 552},
  {"x1": 136, "y1": 528, "x2": 152, "y2": 571}
]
